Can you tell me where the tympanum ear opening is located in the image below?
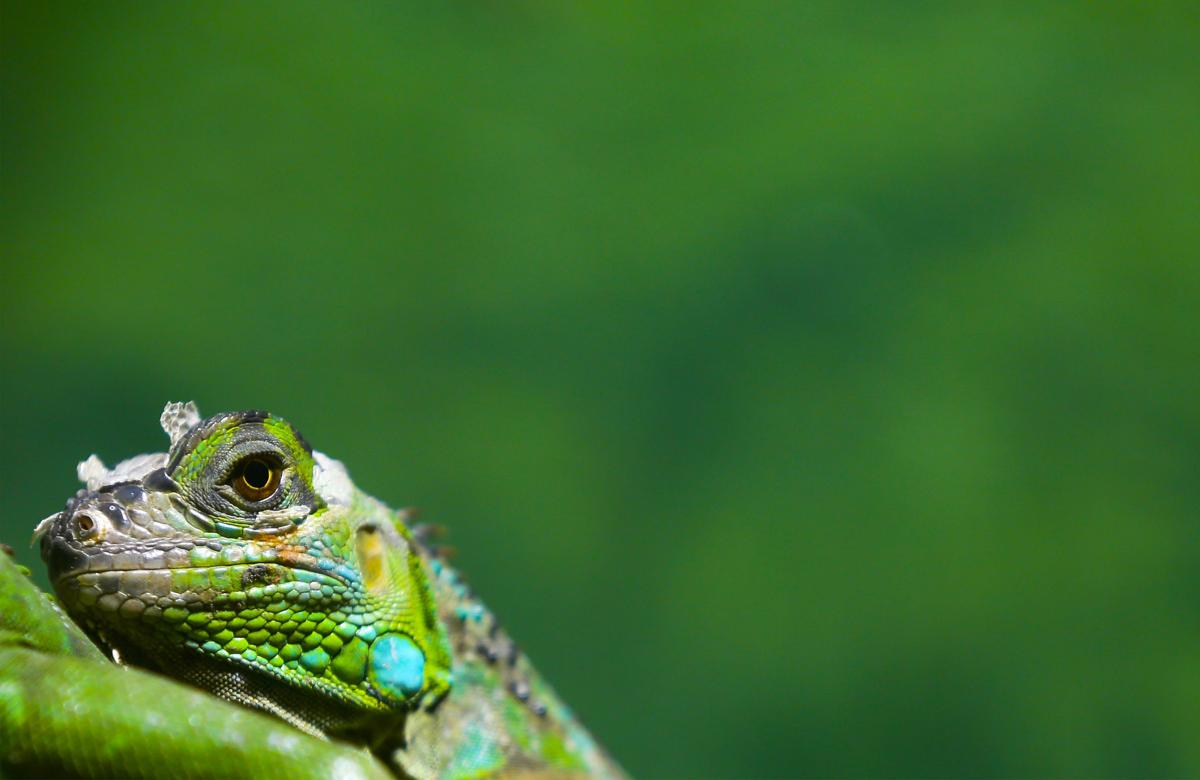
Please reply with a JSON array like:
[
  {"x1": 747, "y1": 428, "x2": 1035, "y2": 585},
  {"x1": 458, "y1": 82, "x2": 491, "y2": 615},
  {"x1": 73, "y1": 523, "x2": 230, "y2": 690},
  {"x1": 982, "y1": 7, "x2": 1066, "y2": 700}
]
[{"x1": 356, "y1": 525, "x2": 394, "y2": 597}]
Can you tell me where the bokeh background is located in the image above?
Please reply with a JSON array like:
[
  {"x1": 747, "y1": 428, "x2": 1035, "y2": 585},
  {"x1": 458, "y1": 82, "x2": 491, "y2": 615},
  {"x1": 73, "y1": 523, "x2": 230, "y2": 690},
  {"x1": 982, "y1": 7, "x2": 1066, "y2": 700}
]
[{"x1": 3, "y1": 3, "x2": 1200, "y2": 777}]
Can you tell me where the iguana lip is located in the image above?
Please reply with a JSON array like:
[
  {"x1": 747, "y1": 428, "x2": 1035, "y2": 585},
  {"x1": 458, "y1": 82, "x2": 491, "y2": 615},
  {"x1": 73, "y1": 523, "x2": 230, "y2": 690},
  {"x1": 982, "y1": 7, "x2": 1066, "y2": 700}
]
[
  {"x1": 41, "y1": 492, "x2": 351, "y2": 588},
  {"x1": 45, "y1": 536, "x2": 351, "y2": 589}
]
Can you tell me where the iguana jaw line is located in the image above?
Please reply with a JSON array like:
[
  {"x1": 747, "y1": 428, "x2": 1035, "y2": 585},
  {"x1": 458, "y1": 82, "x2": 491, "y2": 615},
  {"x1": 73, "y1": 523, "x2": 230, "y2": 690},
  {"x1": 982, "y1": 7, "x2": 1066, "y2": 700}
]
[
  {"x1": 45, "y1": 490, "x2": 349, "y2": 588},
  {"x1": 50, "y1": 555, "x2": 349, "y2": 589}
]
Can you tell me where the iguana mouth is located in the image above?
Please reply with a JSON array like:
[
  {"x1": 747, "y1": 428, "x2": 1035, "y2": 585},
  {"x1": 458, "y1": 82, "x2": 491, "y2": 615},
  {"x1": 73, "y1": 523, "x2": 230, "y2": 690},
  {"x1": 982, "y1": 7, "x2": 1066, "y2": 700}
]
[
  {"x1": 42, "y1": 493, "x2": 351, "y2": 589},
  {"x1": 47, "y1": 540, "x2": 353, "y2": 590},
  {"x1": 53, "y1": 559, "x2": 349, "y2": 589}
]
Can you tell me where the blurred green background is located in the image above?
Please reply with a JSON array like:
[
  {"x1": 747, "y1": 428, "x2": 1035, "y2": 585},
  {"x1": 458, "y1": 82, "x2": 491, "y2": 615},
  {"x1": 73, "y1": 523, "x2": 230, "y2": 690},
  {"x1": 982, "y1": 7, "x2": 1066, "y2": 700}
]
[{"x1": 3, "y1": 2, "x2": 1200, "y2": 777}]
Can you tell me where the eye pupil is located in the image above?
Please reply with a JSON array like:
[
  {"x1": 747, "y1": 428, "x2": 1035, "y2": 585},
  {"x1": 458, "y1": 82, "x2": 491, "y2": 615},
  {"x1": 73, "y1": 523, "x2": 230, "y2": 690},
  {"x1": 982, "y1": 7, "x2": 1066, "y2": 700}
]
[
  {"x1": 242, "y1": 459, "x2": 271, "y2": 490},
  {"x1": 232, "y1": 457, "x2": 281, "y2": 501}
]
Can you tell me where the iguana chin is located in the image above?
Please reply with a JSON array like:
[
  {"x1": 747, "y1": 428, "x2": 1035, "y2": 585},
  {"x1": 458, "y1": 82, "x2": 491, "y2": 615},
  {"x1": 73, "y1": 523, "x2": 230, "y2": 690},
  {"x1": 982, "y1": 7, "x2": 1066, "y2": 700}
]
[{"x1": 28, "y1": 402, "x2": 623, "y2": 779}]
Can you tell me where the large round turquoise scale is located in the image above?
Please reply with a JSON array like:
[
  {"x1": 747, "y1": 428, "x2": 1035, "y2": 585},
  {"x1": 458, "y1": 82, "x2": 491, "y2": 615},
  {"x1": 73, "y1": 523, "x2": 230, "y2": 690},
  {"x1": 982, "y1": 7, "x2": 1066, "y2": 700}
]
[{"x1": 368, "y1": 633, "x2": 426, "y2": 703}]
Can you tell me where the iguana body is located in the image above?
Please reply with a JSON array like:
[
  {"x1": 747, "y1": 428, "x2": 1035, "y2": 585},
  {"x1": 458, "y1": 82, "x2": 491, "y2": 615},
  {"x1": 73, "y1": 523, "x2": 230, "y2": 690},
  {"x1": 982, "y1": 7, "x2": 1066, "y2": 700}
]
[{"x1": 1, "y1": 404, "x2": 622, "y2": 779}]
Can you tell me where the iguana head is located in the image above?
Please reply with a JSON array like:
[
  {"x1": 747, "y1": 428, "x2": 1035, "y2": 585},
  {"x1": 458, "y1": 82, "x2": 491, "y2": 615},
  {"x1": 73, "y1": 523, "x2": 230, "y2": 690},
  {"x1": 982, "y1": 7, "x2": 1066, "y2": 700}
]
[{"x1": 38, "y1": 402, "x2": 452, "y2": 737}]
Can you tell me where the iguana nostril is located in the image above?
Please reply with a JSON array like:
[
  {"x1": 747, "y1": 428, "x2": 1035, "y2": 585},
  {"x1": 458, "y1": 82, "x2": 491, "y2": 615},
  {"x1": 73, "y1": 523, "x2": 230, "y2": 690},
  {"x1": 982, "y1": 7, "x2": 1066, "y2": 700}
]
[{"x1": 73, "y1": 511, "x2": 104, "y2": 540}]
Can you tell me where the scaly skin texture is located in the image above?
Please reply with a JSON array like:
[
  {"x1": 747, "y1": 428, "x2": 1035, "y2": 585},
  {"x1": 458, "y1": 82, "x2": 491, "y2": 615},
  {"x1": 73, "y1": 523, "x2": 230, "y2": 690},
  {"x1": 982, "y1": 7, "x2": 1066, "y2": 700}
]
[
  {"x1": 1, "y1": 403, "x2": 624, "y2": 779},
  {"x1": 0, "y1": 551, "x2": 391, "y2": 779}
]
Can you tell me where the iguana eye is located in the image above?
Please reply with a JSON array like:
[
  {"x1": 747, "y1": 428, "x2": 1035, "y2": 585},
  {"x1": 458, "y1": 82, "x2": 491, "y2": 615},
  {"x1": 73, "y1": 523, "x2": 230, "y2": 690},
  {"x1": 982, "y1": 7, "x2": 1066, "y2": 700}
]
[{"x1": 231, "y1": 456, "x2": 282, "y2": 502}]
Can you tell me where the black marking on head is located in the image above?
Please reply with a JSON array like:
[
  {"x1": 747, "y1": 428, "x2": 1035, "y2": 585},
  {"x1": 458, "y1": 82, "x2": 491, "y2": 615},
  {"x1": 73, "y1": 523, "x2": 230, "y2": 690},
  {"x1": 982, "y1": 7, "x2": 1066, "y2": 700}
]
[
  {"x1": 509, "y1": 680, "x2": 531, "y2": 702},
  {"x1": 477, "y1": 642, "x2": 499, "y2": 664},
  {"x1": 96, "y1": 501, "x2": 129, "y2": 530},
  {"x1": 239, "y1": 564, "x2": 280, "y2": 588},
  {"x1": 111, "y1": 484, "x2": 147, "y2": 506},
  {"x1": 98, "y1": 480, "x2": 140, "y2": 494},
  {"x1": 143, "y1": 468, "x2": 179, "y2": 493}
]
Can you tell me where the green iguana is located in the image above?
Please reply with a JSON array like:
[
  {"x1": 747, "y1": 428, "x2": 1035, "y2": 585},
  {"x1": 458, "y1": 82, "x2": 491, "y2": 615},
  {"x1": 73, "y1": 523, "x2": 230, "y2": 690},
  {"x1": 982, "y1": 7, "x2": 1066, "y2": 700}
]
[{"x1": 0, "y1": 403, "x2": 624, "y2": 779}]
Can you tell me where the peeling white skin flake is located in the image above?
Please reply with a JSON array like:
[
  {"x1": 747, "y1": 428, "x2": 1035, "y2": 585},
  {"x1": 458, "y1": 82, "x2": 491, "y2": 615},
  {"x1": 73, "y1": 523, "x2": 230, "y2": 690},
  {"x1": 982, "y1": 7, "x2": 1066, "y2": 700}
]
[
  {"x1": 76, "y1": 453, "x2": 168, "y2": 491},
  {"x1": 313, "y1": 452, "x2": 354, "y2": 506},
  {"x1": 32, "y1": 512, "x2": 59, "y2": 542},
  {"x1": 160, "y1": 400, "x2": 202, "y2": 448},
  {"x1": 76, "y1": 454, "x2": 110, "y2": 488},
  {"x1": 68, "y1": 401, "x2": 198, "y2": 492},
  {"x1": 255, "y1": 505, "x2": 312, "y2": 525}
]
